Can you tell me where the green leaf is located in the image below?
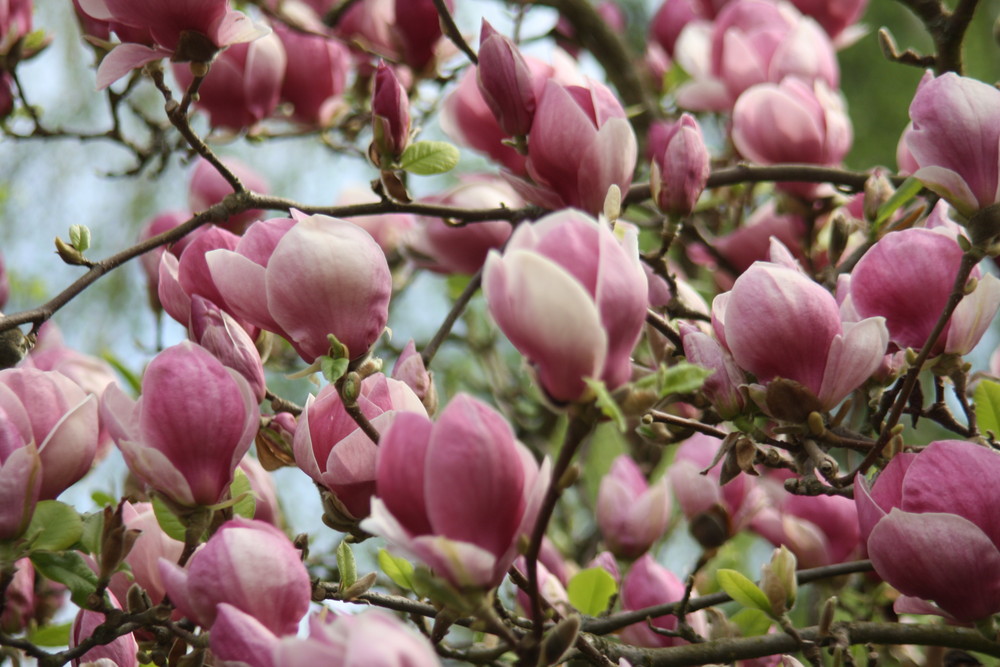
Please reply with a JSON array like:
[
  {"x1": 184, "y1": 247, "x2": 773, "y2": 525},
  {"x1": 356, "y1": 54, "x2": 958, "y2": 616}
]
[
  {"x1": 975, "y1": 380, "x2": 1000, "y2": 435},
  {"x1": 717, "y1": 569, "x2": 772, "y2": 614},
  {"x1": 658, "y1": 362, "x2": 713, "y2": 397},
  {"x1": 730, "y1": 608, "x2": 773, "y2": 636},
  {"x1": 230, "y1": 469, "x2": 256, "y2": 519},
  {"x1": 24, "y1": 501, "x2": 83, "y2": 552},
  {"x1": 378, "y1": 549, "x2": 415, "y2": 591},
  {"x1": 31, "y1": 551, "x2": 99, "y2": 606},
  {"x1": 27, "y1": 621, "x2": 73, "y2": 647},
  {"x1": 69, "y1": 224, "x2": 91, "y2": 252},
  {"x1": 320, "y1": 356, "x2": 349, "y2": 384},
  {"x1": 399, "y1": 141, "x2": 460, "y2": 175},
  {"x1": 90, "y1": 490, "x2": 116, "y2": 508},
  {"x1": 872, "y1": 176, "x2": 922, "y2": 232},
  {"x1": 567, "y1": 567, "x2": 617, "y2": 616},
  {"x1": 80, "y1": 511, "x2": 105, "y2": 555},
  {"x1": 152, "y1": 495, "x2": 187, "y2": 542},
  {"x1": 337, "y1": 539, "x2": 358, "y2": 589},
  {"x1": 583, "y1": 378, "x2": 626, "y2": 432}
]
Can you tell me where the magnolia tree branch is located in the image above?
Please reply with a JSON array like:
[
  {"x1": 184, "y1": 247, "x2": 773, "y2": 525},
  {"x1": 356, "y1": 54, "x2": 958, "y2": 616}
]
[
  {"x1": 893, "y1": 0, "x2": 981, "y2": 73},
  {"x1": 422, "y1": 270, "x2": 483, "y2": 367},
  {"x1": 597, "y1": 621, "x2": 1000, "y2": 666},
  {"x1": 582, "y1": 560, "x2": 873, "y2": 635},
  {"x1": 432, "y1": 0, "x2": 478, "y2": 65}
]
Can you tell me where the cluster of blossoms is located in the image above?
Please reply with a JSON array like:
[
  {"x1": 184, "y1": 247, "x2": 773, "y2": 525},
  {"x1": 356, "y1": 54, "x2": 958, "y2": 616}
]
[{"x1": 6, "y1": 0, "x2": 1000, "y2": 665}]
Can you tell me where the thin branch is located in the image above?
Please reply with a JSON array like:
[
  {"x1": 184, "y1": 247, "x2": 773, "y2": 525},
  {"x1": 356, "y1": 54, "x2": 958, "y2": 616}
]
[
  {"x1": 583, "y1": 560, "x2": 873, "y2": 635},
  {"x1": 421, "y1": 270, "x2": 482, "y2": 367},
  {"x1": 432, "y1": 0, "x2": 478, "y2": 65},
  {"x1": 646, "y1": 410, "x2": 729, "y2": 440},
  {"x1": 598, "y1": 621, "x2": 1000, "y2": 666}
]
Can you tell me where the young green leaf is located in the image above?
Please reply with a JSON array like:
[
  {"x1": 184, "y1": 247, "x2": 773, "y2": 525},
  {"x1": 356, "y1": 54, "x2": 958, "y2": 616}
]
[
  {"x1": 717, "y1": 569, "x2": 772, "y2": 614},
  {"x1": 872, "y1": 176, "x2": 922, "y2": 233},
  {"x1": 399, "y1": 141, "x2": 460, "y2": 175},
  {"x1": 975, "y1": 379, "x2": 1000, "y2": 436},
  {"x1": 337, "y1": 540, "x2": 358, "y2": 590},
  {"x1": 24, "y1": 501, "x2": 83, "y2": 552},
  {"x1": 230, "y1": 468, "x2": 257, "y2": 519},
  {"x1": 30, "y1": 551, "x2": 99, "y2": 607},
  {"x1": 151, "y1": 495, "x2": 187, "y2": 542},
  {"x1": 27, "y1": 621, "x2": 73, "y2": 647},
  {"x1": 567, "y1": 567, "x2": 617, "y2": 616},
  {"x1": 378, "y1": 549, "x2": 416, "y2": 591},
  {"x1": 658, "y1": 362, "x2": 713, "y2": 397}
]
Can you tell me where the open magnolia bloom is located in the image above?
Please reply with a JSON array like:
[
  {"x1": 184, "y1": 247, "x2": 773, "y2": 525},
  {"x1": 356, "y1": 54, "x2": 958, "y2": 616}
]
[
  {"x1": 856, "y1": 440, "x2": 1000, "y2": 622},
  {"x1": 78, "y1": 0, "x2": 268, "y2": 88},
  {"x1": 712, "y1": 261, "x2": 888, "y2": 418},
  {"x1": 362, "y1": 394, "x2": 550, "y2": 590},
  {"x1": 483, "y1": 210, "x2": 648, "y2": 404}
]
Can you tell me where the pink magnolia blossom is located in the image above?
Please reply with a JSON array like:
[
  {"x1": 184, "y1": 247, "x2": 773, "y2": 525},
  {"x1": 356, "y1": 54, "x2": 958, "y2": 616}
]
[
  {"x1": 713, "y1": 262, "x2": 887, "y2": 413},
  {"x1": 274, "y1": 22, "x2": 350, "y2": 127},
  {"x1": 905, "y1": 72, "x2": 1000, "y2": 217},
  {"x1": 101, "y1": 342, "x2": 259, "y2": 507},
  {"x1": 22, "y1": 323, "x2": 120, "y2": 459},
  {"x1": 80, "y1": 0, "x2": 268, "y2": 88},
  {"x1": 515, "y1": 79, "x2": 637, "y2": 213},
  {"x1": 675, "y1": 0, "x2": 838, "y2": 111},
  {"x1": 732, "y1": 78, "x2": 852, "y2": 180},
  {"x1": 620, "y1": 555, "x2": 706, "y2": 647},
  {"x1": 850, "y1": 228, "x2": 1000, "y2": 356},
  {"x1": 371, "y1": 61, "x2": 410, "y2": 163},
  {"x1": 362, "y1": 394, "x2": 550, "y2": 590},
  {"x1": 209, "y1": 603, "x2": 279, "y2": 667},
  {"x1": 160, "y1": 518, "x2": 311, "y2": 632},
  {"x1": 597, "y1": 455, "x2": 671, "y2": 558},
  {"x1": 477, "y1": 20, "x2": 535, "y2": 137},
  {"x1": 406, "y1": 176, "x2": 519, "y2": 275},
  {"x1": 649, "y1": 113, "x2": 711, "y2": 216},
  {"x1": 0, "y1": 406, "x2": 41, "y2": 540},
  {"x1": 206, "y1": 212, "x2": 391, "y2": 363},
  {"x1": 856, "y1": 440, "x2": 1000, "y2": 622},
  {"x1": 513, "y1": 556, "x2": 571, "y2": 620},
  {"x1": 752, "y1": 471, "x2": 859, "y2": 567},
  {"x1": 173, "y1": 30, "x2": 286, "y2": 131},
  {"x1": 483, "y1": 210, "x2": 648, "y2": 403},
  {"x1": 293, "y1": 373, "x2": 426, "y2": 520},
  {"x1": 274, "y1": 609, "x2": 441, "y2": 667},
  {"x1": 333, "y1": 0, "x2": 398, "y2": 62},
  {"x1": 0, "y1": 368, "x2": 99, "y2": 501},
  {"x1": 188, "y1": 158, "x2": 269, "y2": 233},
  {"x1": 70, "y1": 591, "x2": 138, "y2": 667},
  {"x1": 333, "y1": 187, "x2": 416, "y2": 256}
]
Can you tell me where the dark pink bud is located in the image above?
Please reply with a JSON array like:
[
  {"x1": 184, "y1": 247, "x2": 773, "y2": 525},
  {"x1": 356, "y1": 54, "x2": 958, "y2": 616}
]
[
  {"x1": 476, "y1": 20, "x2": 536, "y2": 137},
  {"x1": 649, "y1": 114, "x2": 711, "y2": 216},
  {"x1": 372, "y1": 61, "x2": 410, "y2": 162},
  {"x1": 392, "y1": 0, "x2": 450, "y2": 72}
]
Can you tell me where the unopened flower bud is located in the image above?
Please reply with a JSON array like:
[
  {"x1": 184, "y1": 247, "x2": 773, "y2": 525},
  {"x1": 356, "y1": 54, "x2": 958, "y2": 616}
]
[
  {"x1": 760, "y1": 545, "x2": 797, "y2": 616},
  {"x1": 542, "y1": 614, "x2": 581, "y2": 665}
]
